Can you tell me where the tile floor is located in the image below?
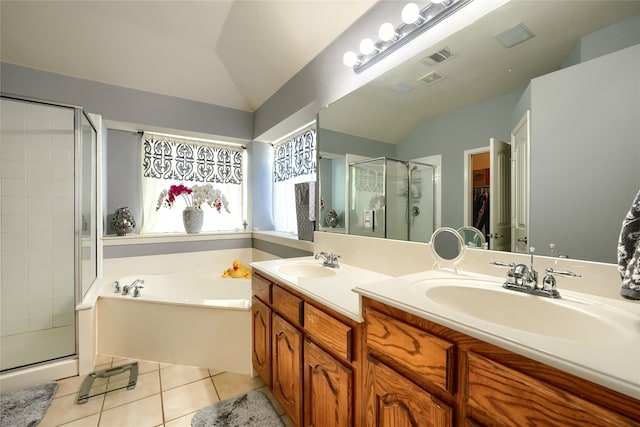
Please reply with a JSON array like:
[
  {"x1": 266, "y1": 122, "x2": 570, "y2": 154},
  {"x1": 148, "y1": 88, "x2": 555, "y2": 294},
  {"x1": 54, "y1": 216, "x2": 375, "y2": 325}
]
[{"x1": 38, "y1": 355, "x2": 294, "y2": 427}]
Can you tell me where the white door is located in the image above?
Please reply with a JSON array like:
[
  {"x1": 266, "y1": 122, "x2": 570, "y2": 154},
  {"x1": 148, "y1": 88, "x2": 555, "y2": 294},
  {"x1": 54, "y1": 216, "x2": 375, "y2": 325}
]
[
  {"x1": 511, "y1": 111, "x2": 531, "y2": 253},
  {"x1": 489, "y1": 138, "x2": 511, "y2": 251}
]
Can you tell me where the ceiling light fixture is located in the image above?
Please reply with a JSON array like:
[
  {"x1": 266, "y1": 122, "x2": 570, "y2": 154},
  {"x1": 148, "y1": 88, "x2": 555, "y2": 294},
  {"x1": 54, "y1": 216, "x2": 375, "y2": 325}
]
[{"x1": 343, "y1": 0, "x2": 472, "y2": 73}]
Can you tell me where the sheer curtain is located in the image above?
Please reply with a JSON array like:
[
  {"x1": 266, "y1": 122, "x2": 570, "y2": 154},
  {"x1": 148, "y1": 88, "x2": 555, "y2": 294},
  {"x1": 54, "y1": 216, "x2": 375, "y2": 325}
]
[
  {"x1": 272, "y1": 125, "x2": 317, "y2": 234},
  {"x1": 140, "y1": 133, "x2": 244, "y2": 233}
]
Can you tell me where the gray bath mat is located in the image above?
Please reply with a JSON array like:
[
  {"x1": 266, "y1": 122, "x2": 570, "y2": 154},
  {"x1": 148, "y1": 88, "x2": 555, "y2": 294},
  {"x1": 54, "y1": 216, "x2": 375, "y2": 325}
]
[
  {"x1": 0, "y1": 382, "x2": 58, "y2": 427},
  {"x1": 191, "y1": 390, "x2": 283, "y2": 427}
]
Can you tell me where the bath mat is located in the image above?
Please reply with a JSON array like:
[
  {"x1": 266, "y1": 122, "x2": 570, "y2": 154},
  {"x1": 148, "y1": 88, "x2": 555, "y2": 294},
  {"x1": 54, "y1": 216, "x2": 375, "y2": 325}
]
[
  {"x1": 191, "y1": 390, "x2": 284, "y2": 427},
  {"x1": 0, "y1": 382, "x2": 58, "y2": 427}
]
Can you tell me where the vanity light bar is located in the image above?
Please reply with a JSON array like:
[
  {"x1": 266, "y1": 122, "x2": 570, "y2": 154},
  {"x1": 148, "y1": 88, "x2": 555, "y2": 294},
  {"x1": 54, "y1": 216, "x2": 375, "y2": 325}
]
[{"x1": 344, "y1": 0, "x2": 474, "y2": 74}]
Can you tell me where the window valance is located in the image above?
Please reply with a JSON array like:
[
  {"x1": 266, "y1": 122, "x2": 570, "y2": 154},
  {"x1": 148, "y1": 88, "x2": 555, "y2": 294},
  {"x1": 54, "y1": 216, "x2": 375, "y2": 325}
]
[{"x1": 143, "y1": 134, "x2": 243, "y2": 185}]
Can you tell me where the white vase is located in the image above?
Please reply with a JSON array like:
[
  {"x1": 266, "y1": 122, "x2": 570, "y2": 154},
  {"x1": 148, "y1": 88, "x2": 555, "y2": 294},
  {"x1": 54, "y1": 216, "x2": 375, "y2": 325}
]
[{"x1": 183, "y1": 207, "x2": 204, "y2": 234}]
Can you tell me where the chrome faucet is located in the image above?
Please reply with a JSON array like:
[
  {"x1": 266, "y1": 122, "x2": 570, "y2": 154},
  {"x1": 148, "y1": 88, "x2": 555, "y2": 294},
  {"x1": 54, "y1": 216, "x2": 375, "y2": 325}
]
[
  {"x1": 314, "y1": 251, "x2": 341, "y2": 268},
  {"x1": 122, "y1": 279, "x2": 144, "y2": 296},
  {"x1": 492, "y1": 247, "x2": 580, "y2": 298}
]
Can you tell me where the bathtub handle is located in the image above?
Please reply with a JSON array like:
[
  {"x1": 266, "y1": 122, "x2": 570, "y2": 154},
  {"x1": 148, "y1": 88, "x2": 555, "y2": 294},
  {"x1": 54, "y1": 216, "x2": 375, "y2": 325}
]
[
  {"x1": 133, "y1": 285, "x2": 144, "y2": 298},
  {"x1": 114, "y1": 281, "x2": 121, "y2": 293}
]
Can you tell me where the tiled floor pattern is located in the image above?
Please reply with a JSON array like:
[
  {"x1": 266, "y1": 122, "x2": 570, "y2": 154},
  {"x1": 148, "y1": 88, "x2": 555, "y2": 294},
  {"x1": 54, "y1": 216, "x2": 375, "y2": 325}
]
[{"x1": 38, "y1": 355, "x2": 294, "y2": 427}]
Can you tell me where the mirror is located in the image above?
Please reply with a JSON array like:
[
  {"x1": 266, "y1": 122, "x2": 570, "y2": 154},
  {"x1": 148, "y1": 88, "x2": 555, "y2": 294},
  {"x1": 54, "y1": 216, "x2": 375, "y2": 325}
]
[
  {"x1": 431, "y1": 227, "x2": 464, "y2": 262},
  {"x1": 318, "y1": 1, "x2": 640, "y2": 263},
  {"x1": 458, "y1": 226, "x2": 486, "y2": 248}
]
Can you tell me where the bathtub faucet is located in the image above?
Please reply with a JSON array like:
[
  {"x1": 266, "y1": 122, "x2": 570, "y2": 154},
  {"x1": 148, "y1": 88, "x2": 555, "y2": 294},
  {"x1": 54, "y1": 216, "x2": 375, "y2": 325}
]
[{"x1": 122, "y1": 279, "x2": 145, "y2": 296}]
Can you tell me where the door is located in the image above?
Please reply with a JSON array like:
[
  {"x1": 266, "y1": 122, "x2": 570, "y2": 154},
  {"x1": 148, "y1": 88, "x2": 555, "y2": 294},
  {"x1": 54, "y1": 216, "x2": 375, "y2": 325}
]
[
  {"x1": 366, "y1": 357, "x2": 453, "y2": 427},
  {"x1": 272, "y1": 314, "x2": 303, "y2": 426},
  {"x1": 511, "y1": 111, "x2": 531, "y2": 253},
  {"x1": 304, "y1": 340, "x2": 353, "y2": 427},
  {"x1": 489, "y1": 138, "x2": 511, "y2": 251},
  {"x1": 251, "y1": 297, "x2": 272, "y2": 387}
]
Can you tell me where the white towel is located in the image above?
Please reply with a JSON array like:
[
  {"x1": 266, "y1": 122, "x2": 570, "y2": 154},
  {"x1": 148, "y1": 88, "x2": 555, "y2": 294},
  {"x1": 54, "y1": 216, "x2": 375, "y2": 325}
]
[{"x1": 308, "y1": 181, "x2": 316, "y2": 221}]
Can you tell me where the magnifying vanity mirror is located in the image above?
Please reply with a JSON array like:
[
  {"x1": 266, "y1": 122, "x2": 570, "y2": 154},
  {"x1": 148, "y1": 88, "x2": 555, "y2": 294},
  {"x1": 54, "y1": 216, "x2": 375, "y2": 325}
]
[
  {"x1": 317, "y1": 1, "x2": 640, "y2": 264},
  {"x1": 431, "y1": 227, "x2": 465, "y2": 263}
]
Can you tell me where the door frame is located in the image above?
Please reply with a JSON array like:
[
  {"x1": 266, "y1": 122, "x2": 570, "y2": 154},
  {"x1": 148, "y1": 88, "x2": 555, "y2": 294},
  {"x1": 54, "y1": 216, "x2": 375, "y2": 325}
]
[{"x1": 463, "y1": 147, "x2": 489, "y2": 227}]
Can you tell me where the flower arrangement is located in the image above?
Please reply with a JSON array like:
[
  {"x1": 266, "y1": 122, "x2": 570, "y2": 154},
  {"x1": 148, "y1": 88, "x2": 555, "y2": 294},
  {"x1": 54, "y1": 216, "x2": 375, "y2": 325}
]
[{"x1": 156, "y1": 183, "x2": 230, "y2": 213}]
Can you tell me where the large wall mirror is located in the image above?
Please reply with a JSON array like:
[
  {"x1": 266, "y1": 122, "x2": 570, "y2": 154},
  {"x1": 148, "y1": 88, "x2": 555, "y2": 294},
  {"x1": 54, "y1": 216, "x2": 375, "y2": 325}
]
[{"x1": 317, "y1": 1, "x2": 640, "y2": 264}]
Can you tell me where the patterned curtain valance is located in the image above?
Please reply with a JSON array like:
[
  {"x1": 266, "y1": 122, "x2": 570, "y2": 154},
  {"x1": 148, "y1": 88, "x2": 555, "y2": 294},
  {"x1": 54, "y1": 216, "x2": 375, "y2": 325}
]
[
  {"x1": 143, "y1": 134, "x2": 243, "y2": 185},
  {"x1": 273, "y1": 126, "x2": 317, "y2": 183}
]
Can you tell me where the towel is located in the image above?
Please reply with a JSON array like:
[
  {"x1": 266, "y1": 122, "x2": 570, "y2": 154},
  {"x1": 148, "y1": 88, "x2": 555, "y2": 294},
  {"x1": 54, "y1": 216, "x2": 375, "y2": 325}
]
[
  {"x1": 617, "y1": 189, "x2": 640, "y2": 300},
  {"x1": 308, "y1": 181, "x2": 316, "y2": 221}
]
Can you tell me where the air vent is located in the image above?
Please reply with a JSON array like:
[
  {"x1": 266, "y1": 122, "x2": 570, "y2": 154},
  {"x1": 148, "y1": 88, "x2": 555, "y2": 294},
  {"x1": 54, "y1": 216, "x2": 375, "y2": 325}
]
[
  {"x1": 418, "y1": 71, "x2": 445, "y2": 86},
  {"x1": 421, "y1": 47, "x2": 453, "y2": 65},
  {"x1": 390, "y1": 82, "x2": 414, "y2": 94},
  {"x1": 495, "y1": 23, "x2": 535, "y2": 48}
]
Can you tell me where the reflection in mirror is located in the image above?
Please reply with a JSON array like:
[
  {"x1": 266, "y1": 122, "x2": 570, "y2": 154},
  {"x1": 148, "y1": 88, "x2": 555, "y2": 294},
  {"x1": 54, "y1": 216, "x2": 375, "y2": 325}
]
[
  {"x1": 458, "y1": 226, "x2": 486, "y2": 248},
  {"x1": 347, "y1": 157, "x2": 435, "y2": 242},
  {"x1": 431, "y1": 227, "x2": 464, "y2": 263},
  {"x1": 318, "y1": 2, "x2": 640, "y2": 263}
]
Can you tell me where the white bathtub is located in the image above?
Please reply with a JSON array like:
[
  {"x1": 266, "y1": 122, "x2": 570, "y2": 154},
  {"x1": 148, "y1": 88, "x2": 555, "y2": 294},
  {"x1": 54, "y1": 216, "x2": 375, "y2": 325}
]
[{"x1": 97, "y1": 273, "x2": 253, "y2": 375}]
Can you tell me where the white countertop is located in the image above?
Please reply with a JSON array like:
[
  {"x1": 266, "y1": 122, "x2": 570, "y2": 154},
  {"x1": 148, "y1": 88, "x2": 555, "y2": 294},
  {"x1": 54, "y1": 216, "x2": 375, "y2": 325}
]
[
  {"x1": 250, "y1": 257, "x2": 391, "y2": 322},
  {"x1": 354, "y1": 269, "x2": 640, "y2": 400}
]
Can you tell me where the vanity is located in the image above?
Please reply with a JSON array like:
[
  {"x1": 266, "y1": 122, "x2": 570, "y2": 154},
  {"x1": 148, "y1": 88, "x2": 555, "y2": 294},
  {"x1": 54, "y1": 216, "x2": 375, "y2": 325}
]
[{"x1": 251, "y1": 237, "x2": 640, "y2": 427}]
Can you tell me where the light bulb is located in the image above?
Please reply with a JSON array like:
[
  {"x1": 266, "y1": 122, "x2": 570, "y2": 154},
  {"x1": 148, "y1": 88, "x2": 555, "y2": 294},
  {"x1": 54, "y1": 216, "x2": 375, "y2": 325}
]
[
  {"x1": 378, "y1": 23, "x2": 397, "y2": 42},
  {"x1": 401, "y1": 2, "x2": 421, "y2": 24},
  {"x1": 359, "y1": 38, "x2": 376, "y2": 55},
  {"x1": 343, "y1": 51, "x2": 358, "y2": 67}
]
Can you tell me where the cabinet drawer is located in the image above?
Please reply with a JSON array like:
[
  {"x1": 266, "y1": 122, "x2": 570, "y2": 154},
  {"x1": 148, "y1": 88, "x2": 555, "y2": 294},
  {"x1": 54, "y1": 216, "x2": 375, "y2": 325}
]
[
  {"x1": 366, "y1": 308, "x2": 455, "y2": 393},
  {"x1": 304, "y1": 303, "x2": 353, "y2": 361},
  {"x1": 252, "y1": 274, "x2": 271, "y2": 304},
  {"x1": 272, "y1": 285, "x2": 303, "y2": 327},
  {"x1": 466, "y1": 352, "x2": 634, "y2": 426}
]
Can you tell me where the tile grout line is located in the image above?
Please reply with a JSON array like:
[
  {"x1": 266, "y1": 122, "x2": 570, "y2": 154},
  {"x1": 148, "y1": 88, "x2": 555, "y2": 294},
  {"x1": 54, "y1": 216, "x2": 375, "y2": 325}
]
[{"x1": 157, "y1": 366, "x2": 166, "y2": 427}]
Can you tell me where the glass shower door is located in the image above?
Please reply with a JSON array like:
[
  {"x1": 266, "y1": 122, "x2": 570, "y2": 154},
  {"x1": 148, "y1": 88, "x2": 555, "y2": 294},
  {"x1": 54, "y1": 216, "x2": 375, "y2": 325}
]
[{"x1": 0, "y1": 97, "x2": 77, "y2": 370}]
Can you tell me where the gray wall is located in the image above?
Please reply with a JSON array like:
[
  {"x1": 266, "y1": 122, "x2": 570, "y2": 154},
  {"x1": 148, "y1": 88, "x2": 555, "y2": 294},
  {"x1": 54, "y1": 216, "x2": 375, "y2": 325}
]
[
  {"x1": 396, "y1": 90, "x2": 523, "y2": 229},
  {"x1": 530, "y1": 44, "x2": 640, "y2": 263},
  {"x1": 319, "y1": 128, "x2": 396, "y2": 158},
  {"x1": 562, "y1": 15, "x2": 640, "y2": 68},
  {"x1": 0, "y1": 63, "x2": 253, "y2": 141},
  {"x1": 105, "y1": 129, "x2": 143, "y2": 234}
]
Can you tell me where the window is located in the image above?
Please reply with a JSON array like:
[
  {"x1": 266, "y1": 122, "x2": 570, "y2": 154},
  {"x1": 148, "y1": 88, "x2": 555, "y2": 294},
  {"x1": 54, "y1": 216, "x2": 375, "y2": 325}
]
[
  {"x1": 140, "y1": 133, "x2": 244, "y2": 233},
  {"x1": 272, "y1": 124, "x2": 317, "y2": 234}
]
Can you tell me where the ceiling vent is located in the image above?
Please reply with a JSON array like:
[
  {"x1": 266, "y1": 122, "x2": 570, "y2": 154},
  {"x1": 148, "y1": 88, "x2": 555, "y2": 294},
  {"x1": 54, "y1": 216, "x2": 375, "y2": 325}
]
[
  {"x1": 390, "y1": 82, "x2": 415, "y2": 94},
  {"x1": 418, "y1": 71, "x2": 445, "y2": 86},
  {"x1": 495, "y1": 23, "x2": 535, "y2": 48},
  {"x1": 421, "y1": 47, "x2": 453, "y2": 65}
]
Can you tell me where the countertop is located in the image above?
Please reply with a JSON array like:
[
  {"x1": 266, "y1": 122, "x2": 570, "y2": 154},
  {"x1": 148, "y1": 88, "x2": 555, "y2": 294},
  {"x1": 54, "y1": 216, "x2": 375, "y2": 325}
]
[
  {"x1": 250, "y1": 257, "x2": 391, "y2": 322},
  {"x1": 354, "y1": 269, "x2": 640, "y2": 400}
]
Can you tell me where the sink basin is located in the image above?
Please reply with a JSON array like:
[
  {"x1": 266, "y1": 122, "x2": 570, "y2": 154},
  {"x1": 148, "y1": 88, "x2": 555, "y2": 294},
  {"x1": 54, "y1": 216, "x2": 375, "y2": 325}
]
[
  {"x1": 276, "y1": 262, "x2": 337, "y2": 278},
  {"x1": 412, "y1": 279, "x2": 628, "y2": 341}
]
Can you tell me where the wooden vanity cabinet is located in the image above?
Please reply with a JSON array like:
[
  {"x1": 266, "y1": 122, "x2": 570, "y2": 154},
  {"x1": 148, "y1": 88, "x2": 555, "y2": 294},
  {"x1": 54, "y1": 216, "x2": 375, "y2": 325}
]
[
  {"x1": 362, "y1": 297, "x2": 640, "y2": 427},
  {"x1": 252, "y1": 272, "x2": 364, "y2": 427}
]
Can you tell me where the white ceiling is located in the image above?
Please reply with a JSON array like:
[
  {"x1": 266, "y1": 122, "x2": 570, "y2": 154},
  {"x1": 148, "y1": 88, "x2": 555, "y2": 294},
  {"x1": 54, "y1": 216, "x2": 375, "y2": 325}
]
[
  {"x1": 320, "y1": 0, "x2": 640, "y2": 144},
  {"x1": 0, "y1": 0, "x2": 376, "y2": 112}
]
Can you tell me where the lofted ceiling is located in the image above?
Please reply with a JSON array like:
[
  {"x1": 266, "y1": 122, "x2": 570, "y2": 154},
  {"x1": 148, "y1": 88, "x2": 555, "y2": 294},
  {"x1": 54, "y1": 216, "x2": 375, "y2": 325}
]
[
  {"x1": 320, "y1": 0, "x2": 640, "y2": 144},
  {"x1": 0, "y1": 0, "x2": 376, "y2": 112}
]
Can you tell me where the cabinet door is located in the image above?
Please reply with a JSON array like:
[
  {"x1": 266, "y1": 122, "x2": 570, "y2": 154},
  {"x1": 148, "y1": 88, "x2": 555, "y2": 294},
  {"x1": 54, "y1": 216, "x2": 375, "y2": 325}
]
[
  {"x1": 304, "y1": 340, "x2": 353, "y2": 427},
  {"x1": 251, "y1": 296, "x2": 271, "y2": 387},
  {"x1": 366, "y1": 357, "x2": 453, "y2": 427},
  {"x1": 272, "y1": 313, "x2": 303, "y2": 427}
]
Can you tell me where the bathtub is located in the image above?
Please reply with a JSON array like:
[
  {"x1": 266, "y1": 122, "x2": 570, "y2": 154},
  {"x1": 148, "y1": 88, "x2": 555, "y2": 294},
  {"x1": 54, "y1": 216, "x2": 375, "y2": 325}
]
[{"x1": 97, "y1": 273, "x2": 253, "y2": 375}]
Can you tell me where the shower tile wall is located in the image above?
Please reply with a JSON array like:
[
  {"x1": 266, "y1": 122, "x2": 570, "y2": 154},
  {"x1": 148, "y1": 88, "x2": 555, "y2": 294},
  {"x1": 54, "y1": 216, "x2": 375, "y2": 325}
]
[{"x1": 0, "y1": 98, "x2": 76, "y2": 371}]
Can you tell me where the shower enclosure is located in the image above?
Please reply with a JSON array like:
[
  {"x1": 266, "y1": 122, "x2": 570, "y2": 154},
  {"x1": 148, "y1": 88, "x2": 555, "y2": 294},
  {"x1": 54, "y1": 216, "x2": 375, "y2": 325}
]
[
  {"x1": 348, "y1": 157, "x2": 435, "y2": 242},
  {"x1": 0, "y1": 96, "x2": 98, "y2": 377}
]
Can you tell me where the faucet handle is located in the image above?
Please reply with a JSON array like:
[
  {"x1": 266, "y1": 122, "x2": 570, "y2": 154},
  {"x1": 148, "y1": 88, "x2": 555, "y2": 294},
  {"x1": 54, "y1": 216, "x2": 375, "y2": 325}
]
[
  {"x1": 114, "y1": 281, "x2": 121, "y2": 293},
  {"x1": 490, "y1": 261, "x2": 516, "y2": 268}
]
